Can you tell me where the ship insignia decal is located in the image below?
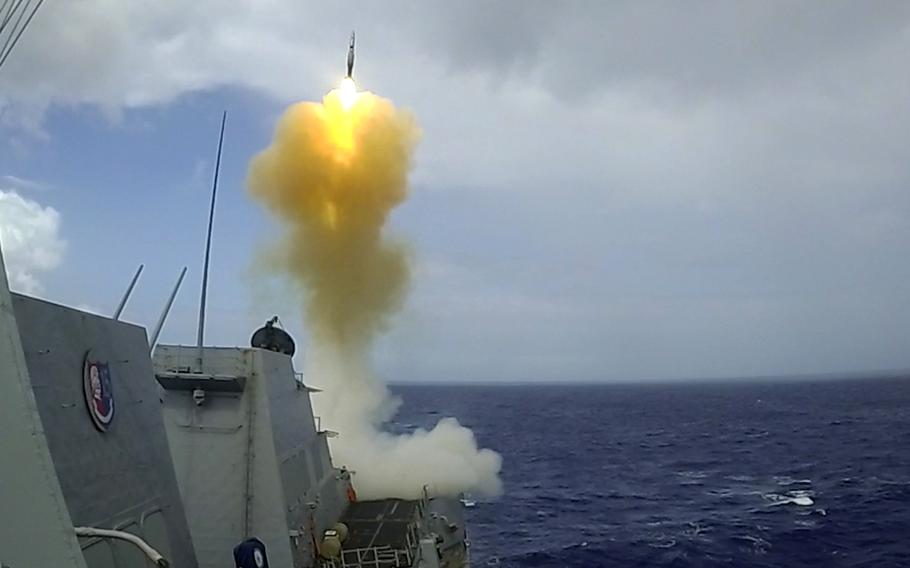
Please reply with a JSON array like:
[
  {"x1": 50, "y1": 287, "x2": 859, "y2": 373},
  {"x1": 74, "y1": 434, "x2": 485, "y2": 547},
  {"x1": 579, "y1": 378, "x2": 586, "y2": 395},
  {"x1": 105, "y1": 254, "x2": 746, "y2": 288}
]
[{"x1": 83, "y1": 349, "x2": 115, "y2": 431}]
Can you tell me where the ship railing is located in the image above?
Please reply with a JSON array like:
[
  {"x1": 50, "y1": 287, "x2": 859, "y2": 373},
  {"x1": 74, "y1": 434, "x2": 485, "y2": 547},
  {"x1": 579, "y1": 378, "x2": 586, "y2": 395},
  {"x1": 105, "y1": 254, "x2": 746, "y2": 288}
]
[{"x1": 321, "y1": 544, "x2": 414, "y2": 568}]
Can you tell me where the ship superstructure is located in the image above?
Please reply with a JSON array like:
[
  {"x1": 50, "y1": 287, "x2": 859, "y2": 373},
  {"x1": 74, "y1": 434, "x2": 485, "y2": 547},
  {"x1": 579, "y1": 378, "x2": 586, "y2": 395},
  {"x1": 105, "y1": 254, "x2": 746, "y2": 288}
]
[
  {"x1": 151, "y1": 343, "x2": 351, "y2": 567},
  {"x1": 11, "y1": 293, "x2": 197, "y2": 567},
  {"x1": 0, "y1": 254, "x2": 471, "y2": 567}
]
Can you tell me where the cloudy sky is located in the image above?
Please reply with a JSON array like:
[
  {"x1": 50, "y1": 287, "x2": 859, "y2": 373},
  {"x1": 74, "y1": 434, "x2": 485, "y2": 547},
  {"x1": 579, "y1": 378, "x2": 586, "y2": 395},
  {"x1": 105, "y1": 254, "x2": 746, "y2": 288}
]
[{"x1": 1, "y1": 1, "x2": 909, "y2": 382}]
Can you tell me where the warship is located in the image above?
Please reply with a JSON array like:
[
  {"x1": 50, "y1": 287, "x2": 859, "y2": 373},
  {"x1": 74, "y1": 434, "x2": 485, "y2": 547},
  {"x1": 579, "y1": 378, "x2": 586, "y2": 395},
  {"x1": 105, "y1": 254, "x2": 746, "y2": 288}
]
[
  {"x1": 0, "y1": 112, "x2": 471, "y2": 568},
  {"x1": 2, "y1": 18, "x2": 473, "y2": 565},
  {"x1": 0, "y1": 231, "x2": 471, "y2": 568}
]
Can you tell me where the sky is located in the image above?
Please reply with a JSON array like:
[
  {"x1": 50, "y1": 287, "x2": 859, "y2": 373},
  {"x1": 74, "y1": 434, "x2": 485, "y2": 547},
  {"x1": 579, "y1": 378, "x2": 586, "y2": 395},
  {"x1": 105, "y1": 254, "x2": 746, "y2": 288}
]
[{"x1": 1, "y1": 1, "x2": 909, "y2": 382}]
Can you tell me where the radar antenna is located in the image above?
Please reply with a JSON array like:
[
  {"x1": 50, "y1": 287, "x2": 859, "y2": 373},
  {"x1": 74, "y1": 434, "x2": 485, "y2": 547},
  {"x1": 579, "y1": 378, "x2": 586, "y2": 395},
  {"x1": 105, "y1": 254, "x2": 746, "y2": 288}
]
[{"x1": 251, "y1": 316, "x2": 296, "y2": 356}]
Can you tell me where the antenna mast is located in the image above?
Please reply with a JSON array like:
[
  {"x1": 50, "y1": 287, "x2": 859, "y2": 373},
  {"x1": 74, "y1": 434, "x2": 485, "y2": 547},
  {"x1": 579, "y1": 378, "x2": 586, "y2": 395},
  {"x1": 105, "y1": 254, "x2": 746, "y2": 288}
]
[
  {"x1": 0, "y1": 0, "x2": 46, "y2": 72},
  {"x1": 196, "y1": 111, "x2": 226, "y2": 369},
  {"x1": 150, "y1": 267, "x2": 187, "y2": 355},
  {"x1": 113, "y1": 264, "x2": 143, "y2": 320}
]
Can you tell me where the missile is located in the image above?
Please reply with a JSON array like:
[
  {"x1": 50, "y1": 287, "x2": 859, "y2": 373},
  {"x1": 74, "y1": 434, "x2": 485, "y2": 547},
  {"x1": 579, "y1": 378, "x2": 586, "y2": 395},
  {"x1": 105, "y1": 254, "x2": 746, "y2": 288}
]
[{"x1": 346, "y1": 31, "x2": 355, "y2": 79}]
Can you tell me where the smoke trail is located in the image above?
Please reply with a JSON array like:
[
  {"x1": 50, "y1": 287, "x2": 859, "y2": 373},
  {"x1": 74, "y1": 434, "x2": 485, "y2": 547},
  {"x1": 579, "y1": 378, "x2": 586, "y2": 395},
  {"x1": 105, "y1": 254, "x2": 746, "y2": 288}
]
[{"x1": 248, "y1": 83, "x2": 502, "y2": 499}]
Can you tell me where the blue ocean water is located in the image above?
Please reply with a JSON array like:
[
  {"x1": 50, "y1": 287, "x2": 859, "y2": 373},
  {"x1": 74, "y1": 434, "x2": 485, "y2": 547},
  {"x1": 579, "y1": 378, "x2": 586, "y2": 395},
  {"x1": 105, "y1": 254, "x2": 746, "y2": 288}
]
[{"x1": 391, "y1": 377, "x2": 910, "y2": 567}]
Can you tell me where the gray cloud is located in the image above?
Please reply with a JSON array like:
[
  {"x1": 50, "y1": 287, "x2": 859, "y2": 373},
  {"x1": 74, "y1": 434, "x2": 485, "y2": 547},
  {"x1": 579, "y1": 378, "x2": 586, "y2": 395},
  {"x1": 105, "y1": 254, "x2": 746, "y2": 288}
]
[
  {"x1": 415, "y1": 2, "x2": 910, "y2": 101},
  {"x1": 2, "y1": 1, "x2": 910, "y2": 380}
]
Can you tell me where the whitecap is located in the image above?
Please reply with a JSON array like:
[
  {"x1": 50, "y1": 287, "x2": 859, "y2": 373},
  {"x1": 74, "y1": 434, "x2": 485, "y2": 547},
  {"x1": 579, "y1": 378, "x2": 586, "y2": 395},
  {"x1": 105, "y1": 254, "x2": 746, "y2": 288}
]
[
  {"x1": 774, "y1": 476, "x2": 812, "y2": 486},
  {"x1": 725, "y1": 474, "x2": 754, "y2": 482},
  {"x1": 677, "y1": 470, "x2": 708, "y2": 479},
  {"x1": 764, "y1": 492, "x2": 814, "y2": 507}
]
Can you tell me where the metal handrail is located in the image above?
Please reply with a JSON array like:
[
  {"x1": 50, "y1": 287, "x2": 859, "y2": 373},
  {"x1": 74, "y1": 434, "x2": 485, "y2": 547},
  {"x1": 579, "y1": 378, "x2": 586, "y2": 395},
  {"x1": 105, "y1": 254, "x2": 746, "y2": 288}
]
[
  {"x1": 322, "y1": 543, "x2": 415, "y2": 568},
  {"x1": 74, "y1": 527, "x2": 170, "y2": 567}
]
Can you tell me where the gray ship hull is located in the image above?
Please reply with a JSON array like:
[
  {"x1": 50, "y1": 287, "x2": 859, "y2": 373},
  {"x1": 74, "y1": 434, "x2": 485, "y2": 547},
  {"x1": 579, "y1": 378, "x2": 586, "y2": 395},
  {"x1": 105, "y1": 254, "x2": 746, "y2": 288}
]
[{"x1": 2, "y1": 287, "x2": 471, "y2": 568}]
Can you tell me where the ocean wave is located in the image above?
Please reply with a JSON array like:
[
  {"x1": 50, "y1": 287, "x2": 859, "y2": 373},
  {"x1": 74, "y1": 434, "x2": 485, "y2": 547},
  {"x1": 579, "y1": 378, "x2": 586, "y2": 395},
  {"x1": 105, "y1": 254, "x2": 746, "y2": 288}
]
[
  {"x1": 488, "y1": 540, "x2": 611, "y2": 567},
  {"x1": 394, "y1": 379, "x2": 910, "y2": 567},
  {"x1": 731, "y1": 534, "x2": 772, "y2": 554},
  {"x1": 725, "y1": 474, "x2": 755, "y2": 482},
  {"x1": 773, "y1": 476, "x2": 813, "y2": 486},
  {"x1": 676, "y1": 470, "x2": 709, "y2": 479},
  {"x1": 763, "y1": 490, "x2": 815, "y2": 507}
]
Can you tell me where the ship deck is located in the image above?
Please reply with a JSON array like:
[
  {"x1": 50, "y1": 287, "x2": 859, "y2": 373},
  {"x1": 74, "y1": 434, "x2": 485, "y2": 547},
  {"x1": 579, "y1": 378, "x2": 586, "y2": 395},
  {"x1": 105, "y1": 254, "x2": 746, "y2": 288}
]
[{"x1": 340, "y1": 498, "x2": 419, "y2": 550}]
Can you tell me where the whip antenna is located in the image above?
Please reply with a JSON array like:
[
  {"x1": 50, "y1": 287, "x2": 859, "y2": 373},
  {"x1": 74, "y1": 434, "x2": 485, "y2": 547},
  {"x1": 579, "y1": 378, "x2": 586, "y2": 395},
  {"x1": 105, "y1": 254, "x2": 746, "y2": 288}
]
[
  {"x1": 196, "y1": 111, "x2": 226, "y2": 370},
  {"x1": 0, "y1": 0, "x2": 46, "y2": 72},
  {"x1": 113, "y1": 264, "x2": 143, "y2": 320},
  {"x1": 150, "y1": 267, "x2": 187, "y2": 355}
]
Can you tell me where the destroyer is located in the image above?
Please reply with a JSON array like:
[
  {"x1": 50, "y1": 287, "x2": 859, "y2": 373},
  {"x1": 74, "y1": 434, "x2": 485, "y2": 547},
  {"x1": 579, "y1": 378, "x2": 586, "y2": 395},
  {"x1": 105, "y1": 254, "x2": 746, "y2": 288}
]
[
  {"x1": 0, "y1": 246, "x2": 471, "y2": 568},
  {"x1": 1, "y1": 27, "x2": 475, "y2": 568}
]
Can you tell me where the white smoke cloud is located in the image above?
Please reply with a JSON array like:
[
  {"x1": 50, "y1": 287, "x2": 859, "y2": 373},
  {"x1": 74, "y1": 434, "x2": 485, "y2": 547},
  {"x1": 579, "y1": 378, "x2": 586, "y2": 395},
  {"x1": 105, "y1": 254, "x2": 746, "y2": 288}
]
[
  {"x1": 0, "y1": 189, "x2": 66, "y2": 294},
  {"x1": 309, "y1": 344, "x2": 503, "y2": 500},
  {"x1": 247, "y1": 90, "x2": 503, "y2": 500}
]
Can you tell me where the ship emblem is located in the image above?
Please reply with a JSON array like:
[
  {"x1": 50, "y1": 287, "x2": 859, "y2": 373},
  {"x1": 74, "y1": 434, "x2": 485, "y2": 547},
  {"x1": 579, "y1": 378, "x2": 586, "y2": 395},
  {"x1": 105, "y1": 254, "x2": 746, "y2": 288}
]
[{"x1": 83, "y1": 350, "x2": 115, "y2": 431}]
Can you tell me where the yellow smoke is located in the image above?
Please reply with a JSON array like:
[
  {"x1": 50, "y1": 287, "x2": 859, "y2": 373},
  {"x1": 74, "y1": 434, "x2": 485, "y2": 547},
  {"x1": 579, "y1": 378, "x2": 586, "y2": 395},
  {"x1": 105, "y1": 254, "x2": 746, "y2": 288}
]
[
  {"x1": 248, "y1": 82, "x2": 503, "y2": 499},
  {"x1": 248, "y1": 82, "x2": 419, "y2": 352}
]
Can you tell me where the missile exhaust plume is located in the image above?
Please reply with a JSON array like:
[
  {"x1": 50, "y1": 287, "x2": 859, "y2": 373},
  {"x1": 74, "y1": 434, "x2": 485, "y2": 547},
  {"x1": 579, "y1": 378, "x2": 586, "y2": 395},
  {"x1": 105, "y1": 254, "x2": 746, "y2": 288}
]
[{"x1": 247, "y1": 81, "x2": 503, "y2": 499}]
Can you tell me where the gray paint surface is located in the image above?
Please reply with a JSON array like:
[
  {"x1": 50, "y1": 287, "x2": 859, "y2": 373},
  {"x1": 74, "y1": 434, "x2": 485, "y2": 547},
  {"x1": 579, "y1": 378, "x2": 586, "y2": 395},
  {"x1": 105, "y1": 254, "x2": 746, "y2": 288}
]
[
  {"x1": 155, "y1": 345, "x2": 350, "y2": 568},
  {"x1": 0, "y1": 250, "x2": 87, "y2": 568},
  {"x1": 12, "y1": 294, "x2": 197, "y2": 568}
]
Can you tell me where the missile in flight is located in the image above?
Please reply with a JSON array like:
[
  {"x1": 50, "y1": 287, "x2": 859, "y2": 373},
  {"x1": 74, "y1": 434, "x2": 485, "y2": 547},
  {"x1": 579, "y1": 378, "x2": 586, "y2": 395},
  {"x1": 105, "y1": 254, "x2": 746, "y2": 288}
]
[{"x1": 346, "y1": 31, "x2": 355, "y2": 79}]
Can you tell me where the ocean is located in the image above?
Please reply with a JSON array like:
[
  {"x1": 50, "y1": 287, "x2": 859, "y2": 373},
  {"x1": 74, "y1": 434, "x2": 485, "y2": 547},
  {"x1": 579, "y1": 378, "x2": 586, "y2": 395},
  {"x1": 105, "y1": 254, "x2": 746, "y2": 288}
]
[{"x1": 391, "y1": 377, "x2": 910, "y2": 567}]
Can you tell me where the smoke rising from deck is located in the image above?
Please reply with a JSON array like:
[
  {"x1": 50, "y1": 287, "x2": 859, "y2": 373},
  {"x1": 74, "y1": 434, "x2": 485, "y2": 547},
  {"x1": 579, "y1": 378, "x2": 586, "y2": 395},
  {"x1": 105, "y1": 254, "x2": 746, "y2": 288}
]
[{"x1": 247, "y1": 85, "x2": 502, "y2": 499}]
